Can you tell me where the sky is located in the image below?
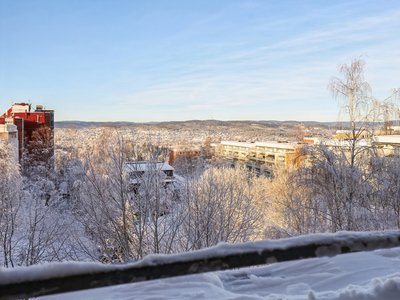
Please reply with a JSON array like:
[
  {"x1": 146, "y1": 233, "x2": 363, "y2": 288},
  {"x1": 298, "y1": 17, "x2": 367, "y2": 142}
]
[{"x1": 0, "y1": 0, "x2": 399, "y2": 122}]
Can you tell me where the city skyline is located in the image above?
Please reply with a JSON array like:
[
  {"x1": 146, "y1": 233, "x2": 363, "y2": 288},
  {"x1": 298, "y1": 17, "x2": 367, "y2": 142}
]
[{"x1": 1, "y1": 0, "x2": 399, "y2": 122}]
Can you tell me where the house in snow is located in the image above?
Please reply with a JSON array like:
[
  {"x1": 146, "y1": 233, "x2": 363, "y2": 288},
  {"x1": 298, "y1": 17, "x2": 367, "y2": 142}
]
[{"x1": 124, "y1": 161, "x2": 175, "y2": 192}]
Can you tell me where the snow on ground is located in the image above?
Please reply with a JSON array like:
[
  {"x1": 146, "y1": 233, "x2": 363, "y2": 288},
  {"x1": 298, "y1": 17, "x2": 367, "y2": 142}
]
[{"x1": 41, "y1": 247, "x2": 400, "y2": 300}]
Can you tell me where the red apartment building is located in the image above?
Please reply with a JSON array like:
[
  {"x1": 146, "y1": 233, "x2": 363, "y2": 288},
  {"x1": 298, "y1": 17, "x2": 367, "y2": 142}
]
[
  {"x1": 0, "y1": 103, "x2": 54, "y2": 161},
  {"x1": 168, "y1": 147, "x2": 202, "y2": 166}
]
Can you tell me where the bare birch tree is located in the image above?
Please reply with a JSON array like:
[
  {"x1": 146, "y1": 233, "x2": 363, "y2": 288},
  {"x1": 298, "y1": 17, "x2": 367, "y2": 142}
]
[
  {"x1": 329, "y1": 56, "x2": 399, "y2": 162},
  {"x1": 0, "y1": 139, "x2": 23, "y2": 267},
  {"x1": 322, "y1": 56, "x2": 400, "y2": 230}
]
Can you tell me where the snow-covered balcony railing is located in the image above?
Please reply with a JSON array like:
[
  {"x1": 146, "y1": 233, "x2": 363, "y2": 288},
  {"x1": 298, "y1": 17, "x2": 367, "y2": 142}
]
[{"x1": 1, "y1": 231, "x2": 400, "y2": 300}]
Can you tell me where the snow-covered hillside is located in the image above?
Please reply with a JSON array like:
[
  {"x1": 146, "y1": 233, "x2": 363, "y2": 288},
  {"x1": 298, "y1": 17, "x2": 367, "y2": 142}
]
[{"x1": 39, "y1": 247, "x2": 400, "y2": 300}]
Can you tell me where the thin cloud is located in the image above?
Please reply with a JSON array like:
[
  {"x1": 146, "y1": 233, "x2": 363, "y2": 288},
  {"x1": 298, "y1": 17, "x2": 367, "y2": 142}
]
[{"x1": 103, "y1": 3, "x2": 400, "y2": 121}]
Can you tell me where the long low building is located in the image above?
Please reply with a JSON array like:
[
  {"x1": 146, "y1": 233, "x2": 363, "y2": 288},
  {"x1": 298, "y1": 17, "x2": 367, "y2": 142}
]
[
  {"x1": 218, "y1": 141, "x2": 304, "y2": 176},
  {"x1": 373, "y1": 135, "x2": 400, "y2": 156},
  {"x1": 305, "y1": 135, "x2": 400, "y2": 156},
  {"x1": 218, "y1": 135, "x2": 400, "y2": 176}
]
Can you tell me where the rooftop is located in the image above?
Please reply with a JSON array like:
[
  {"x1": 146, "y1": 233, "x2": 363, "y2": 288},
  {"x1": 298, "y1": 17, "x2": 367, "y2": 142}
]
[
  {"x1": 221, "y1": 141, "x2": 299, "y2": 150},
  {"x1": 124, "y1": 161, "x2": 174, "y2": 172},
  {"x1": 373, "y1": 135, "x2": 400, "y2": 144}
]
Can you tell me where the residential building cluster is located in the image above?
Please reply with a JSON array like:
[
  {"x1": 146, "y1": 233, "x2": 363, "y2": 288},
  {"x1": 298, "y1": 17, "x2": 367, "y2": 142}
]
[{"x1": 214, "y1": 131, "x2": 400, "y2": 176}]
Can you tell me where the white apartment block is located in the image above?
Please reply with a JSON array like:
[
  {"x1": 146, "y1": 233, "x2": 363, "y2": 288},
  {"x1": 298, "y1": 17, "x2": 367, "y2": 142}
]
[
  {"x1": 0, "y1": 122, "x2": 19, "y2": 162},
  {"x1": 372, "y1": 135, "x2": 400, "y2": 156},
  {"x1": 124, "y1": 161, "x2": 175, "y2": 186}
]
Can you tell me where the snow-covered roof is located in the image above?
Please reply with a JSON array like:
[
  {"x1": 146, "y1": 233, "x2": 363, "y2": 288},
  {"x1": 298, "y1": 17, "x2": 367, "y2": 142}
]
[
  {"x1": 255, "y1": 141, "x2": 298, "y2": 149},
  {"x1": 170, "y1": 144, "x2": 201, "y2": 150},
  {"x1": 314, "y1": 139, "x2": 369, "y2": 147},
  {"x1": 221, "y1": 141, "x2": 299, "y2": 150},
  {"x1": 124, "y1": 161, "x2": 174, "y2": 172},
  {"x1": 336, "y1": 130, "x2": 352, "y2": 134},
  {"x1": 221, "y1": 141, "x2": 255, "y2": 148},
  {"x1": 373, "y1": 135, "x2": 400, "y2": 145},
  {"x1": 171, "y1": 147, "x2": 201, "y2": 151}
]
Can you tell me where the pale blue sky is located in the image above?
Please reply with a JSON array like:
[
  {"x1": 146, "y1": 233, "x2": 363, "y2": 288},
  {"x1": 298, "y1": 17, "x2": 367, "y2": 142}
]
[{"x1": 1, "y1": 0, "x2": 399, "y2": 122}]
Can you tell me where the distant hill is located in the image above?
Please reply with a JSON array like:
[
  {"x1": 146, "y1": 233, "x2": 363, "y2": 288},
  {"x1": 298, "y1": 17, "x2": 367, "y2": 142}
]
[
  {"x1": 55, "y1": 119, "x2": 340, "y2": 129},
  {"x1": 258, "y1": 120, "x2": 339, "y2": 126},
  {"x1": 55, "y1": 121, "x2": 158, "y2": 129}
]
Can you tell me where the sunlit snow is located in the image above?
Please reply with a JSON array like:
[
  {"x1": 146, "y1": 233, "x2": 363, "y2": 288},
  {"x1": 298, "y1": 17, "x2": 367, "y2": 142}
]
[{"x1": 39, "y1": 247, "x2": 400, "y2": 300}]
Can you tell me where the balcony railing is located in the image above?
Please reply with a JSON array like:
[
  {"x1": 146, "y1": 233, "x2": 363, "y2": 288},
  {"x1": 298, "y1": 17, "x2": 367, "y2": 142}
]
[{"x1": 1, "y1": 231, "x2": 400, "y2": 300}]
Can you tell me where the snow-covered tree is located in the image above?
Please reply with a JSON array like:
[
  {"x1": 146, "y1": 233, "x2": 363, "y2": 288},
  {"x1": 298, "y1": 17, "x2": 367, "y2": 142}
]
[
  {"x1": 180, "y1": 166, "x2": 261, "y2": 251},
  {"x1": 0, "y1": 139, "x2": 23, "y2": 267},
  {"x1": 72, "y1": 130, "x2": 179, "y2": 262}
]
